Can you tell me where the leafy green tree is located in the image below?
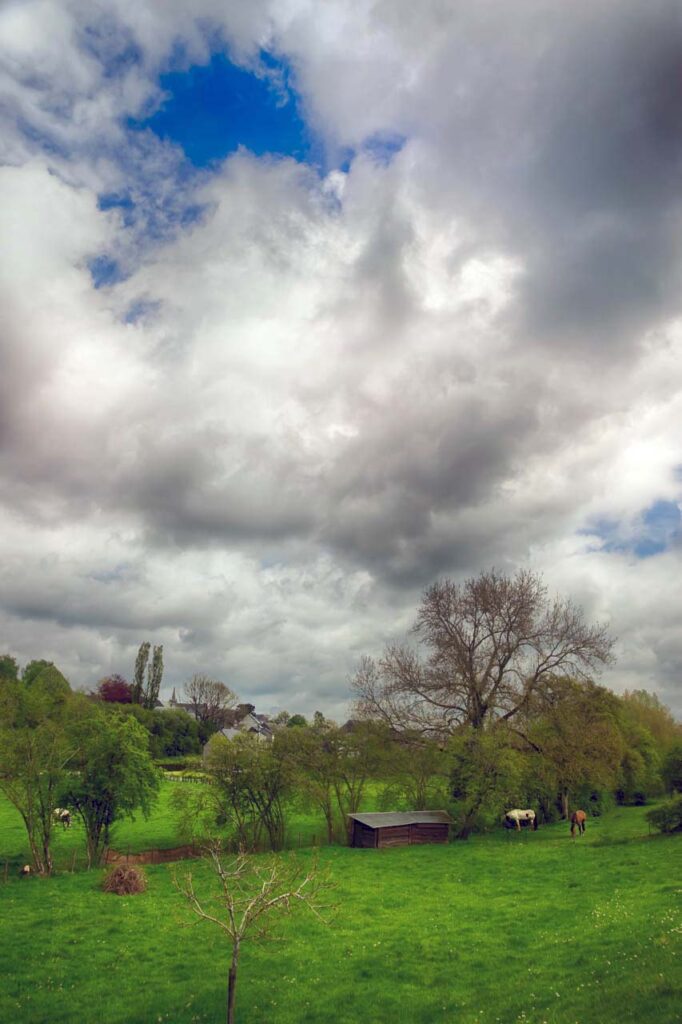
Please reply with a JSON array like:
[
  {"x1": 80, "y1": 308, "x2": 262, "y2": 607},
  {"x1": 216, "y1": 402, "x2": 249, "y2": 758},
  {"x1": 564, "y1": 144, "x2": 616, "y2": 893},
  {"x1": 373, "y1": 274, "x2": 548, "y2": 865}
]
[
  {"x1": 529, "y1": 680, "x2": 623, "y2": 818},
  {"x1": 61, "y1": 704, "x2": 160, "y2": 867},
  {"x1": 662, "y1": 742, "x2": 682, "y2": 794},
  {"x1": 449, "y1": 727, "x2": 527, "y2": 839},
  {"x1": 620, "y1": 690, "x2": 681, "y2": 753},
  {"x1": 131, "y1": 642, "x2": 150, "y2": 704},
  {"x1": 287, "y1": 714, "x2": 308, "y2": 728},
  {"x1": 381, "y1": 732, "x2": 449, "y2": 810},
  {"x1": 328, "y1": 723, "x2": 383, "y2": 842},
  {"x1": 278, "y1": 727, "x2": 339, "y2": 843},
  {"x1": 21, "y1": 661, "x2": 71, "y2": 701},
  {"x1": 0, "y1": 654, "x2": 19, "y2": 683},
  {"x1": 143, "y1": 644, "x2": 164, "y2": 709},
  {"x1": 117, "y1": 703, "x2": 202, "y2": 757},
  {"x1": 203, "y1": 734, "x2": 290, "y2": 851},
  {"x1": 0, "y1": 678, "x2": 76, "y2": 873}
]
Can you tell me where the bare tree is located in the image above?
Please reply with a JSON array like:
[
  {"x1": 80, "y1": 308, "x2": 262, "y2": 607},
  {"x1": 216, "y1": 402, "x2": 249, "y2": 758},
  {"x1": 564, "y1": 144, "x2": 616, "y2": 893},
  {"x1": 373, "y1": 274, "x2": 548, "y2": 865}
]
[
  {"x1": 352, "y1": 569, "x2": 614, "y2": 737},
  {"x1": 174, "y1": 846, "x2": 334, "y2": 1024},
  {"x1": 185, "y1": 675, "x2": 239, "y2": 727}
]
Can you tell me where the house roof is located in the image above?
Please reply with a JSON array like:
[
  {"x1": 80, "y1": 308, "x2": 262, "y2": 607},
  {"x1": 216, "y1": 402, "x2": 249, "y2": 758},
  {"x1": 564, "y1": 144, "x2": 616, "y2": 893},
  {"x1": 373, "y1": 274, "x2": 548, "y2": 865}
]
[{"x1": 348, "y1": 811, "x2": 452, "y2": 828}]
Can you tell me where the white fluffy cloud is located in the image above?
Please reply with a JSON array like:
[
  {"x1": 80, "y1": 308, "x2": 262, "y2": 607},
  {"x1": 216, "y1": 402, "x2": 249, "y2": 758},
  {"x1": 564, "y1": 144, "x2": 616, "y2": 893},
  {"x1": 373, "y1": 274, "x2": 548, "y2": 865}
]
[{"x1": 1, "y1": 0, "x2": 681, "y2": 716}]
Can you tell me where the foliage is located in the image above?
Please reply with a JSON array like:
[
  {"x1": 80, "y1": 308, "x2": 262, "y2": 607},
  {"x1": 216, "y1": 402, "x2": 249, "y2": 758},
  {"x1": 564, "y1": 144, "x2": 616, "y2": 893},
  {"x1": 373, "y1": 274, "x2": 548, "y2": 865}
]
[
  {"x1": 528, "y1": 679, "x2": 624, "y2": 818},
  {"x1": 117, "y1": 704, "x2": 202, "y2": 758},
  {"x1": 287, "y1": 714, "x2": 308, "y2": 728},
  {"x1": 449, "y1": 727, "x2": 527, "y2": 838},
  {"x1": 0, "y1": 654, "x2": 19, "y2": 682},
  {"x1": 203, "y1": 734, "x2": 290, "y2": 851},
  {"x1": 662, "y1": 742, "x2": 682, "y2": 794},
  {"x1": 620, "y1": 689, "x2": 682, "y2": 752},
  {"x1": 0, "y1": 674, "x2": 75, "y2": 874},
  {"x1": 61, "y1": 705, "x2": 160, "y2": 867},
  {"x1": 144, "y1": 645, "x2": 164, "y2": 710},
  {"x1": 96, "y1": 675, "x2": 133, "y2": 703},
  {"x1": 646, "y1": 795, "x2": 682, "y2": 834},
  {"x1": 103, "y1": 864, "x2": 148, "y2": 895},
  {"x1": 380, "y1": 732, "x2": 449, "y2": 810},
  {"x1": 21, "y1": 661, "x2": 71, "y2": 702},
  {"x1": 353, "y1": 568, "x2": 614, "y2": 736},
  {"x1": 132, "y1": 642, "x2": 150, "y2": 705}
]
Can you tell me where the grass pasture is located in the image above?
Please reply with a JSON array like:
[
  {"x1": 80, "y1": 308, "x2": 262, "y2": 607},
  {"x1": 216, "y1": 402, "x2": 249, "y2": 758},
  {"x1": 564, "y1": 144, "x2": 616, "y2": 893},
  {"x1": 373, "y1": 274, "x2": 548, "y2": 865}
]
[{"x1": 0, "y1": 802, "x2": 680, "y2": 1024}]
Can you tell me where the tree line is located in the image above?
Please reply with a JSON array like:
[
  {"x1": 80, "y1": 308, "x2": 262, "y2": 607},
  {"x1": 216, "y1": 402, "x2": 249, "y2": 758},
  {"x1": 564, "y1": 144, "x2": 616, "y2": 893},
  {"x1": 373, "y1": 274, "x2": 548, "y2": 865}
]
[{"x1": 1, "y1": 569, "x2": 681, "y2": 871}]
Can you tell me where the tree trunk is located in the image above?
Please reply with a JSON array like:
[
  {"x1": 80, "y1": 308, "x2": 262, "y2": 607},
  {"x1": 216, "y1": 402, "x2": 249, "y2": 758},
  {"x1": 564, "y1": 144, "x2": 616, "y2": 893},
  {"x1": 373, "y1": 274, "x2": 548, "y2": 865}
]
[
  {"x1": 227, "y1": 945, "x2": 239, "y2": 1024},
  {"x1": 561, "y1": 789, "x2": 570, "y2": 820}
]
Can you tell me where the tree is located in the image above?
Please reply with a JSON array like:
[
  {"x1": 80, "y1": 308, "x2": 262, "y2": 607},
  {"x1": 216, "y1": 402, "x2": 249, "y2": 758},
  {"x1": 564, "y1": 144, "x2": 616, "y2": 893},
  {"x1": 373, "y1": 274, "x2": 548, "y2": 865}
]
[
  {"x1": 380, "y1": 732, "x2": 449, "y2": 811},
  {"x1": 278, "y1": 727, "x2": 339, "y2": 844},
  {"x1": 0, "y1": 654, "x2": 19, "y2": 683},
  {"x1": 529, "y1": 680, "x2": 623, "y2": 818},
  {"x1": 449, "y1": 727, "x2": 527, "y2": 838},
  {"x1": 22, "y1": 661, "x2": 71, "y2": 701},
  {"x1": 286, "y1": 714, "x2": 308, "y2": 729},
  {"x1": 328, "y1": 723, "x2": 383, "y2": 842},
  {"x1": 662, "y1": 742, "x2": 682, "y2": 794},
  {"x1": 96, "y1": 675, "x2": 133, "y2": 703},
  {"x1": 174, "y1": 846, "x2": 333, "y2": 1024},
  {"x1": 143, "y1": 644, "x2": 164, "y2": 710},
  {"x1": 184, "y1": 675, "x2": 239, "y2": 727},
  {"x1": 0, "y1": 678, "x2": 76, "y2": 874},
  {"x1": 131, "y1": 642, "x2": 150, "y2": 704},
  {"x1": 620, "y1": 690, "x2": 681, "y2": 752},
  {"x1": 61, "y1": 705, "x2": 160, "y2": 867},
  {"x1": 203, "y1": 734, "x2": 290, "y2": 851},
  {"x1": 352, "y1": 569, "x2": 614, "y2": 737},
  {"x1": 271, "y1": 711, "x2": 291, "y2": 728}
]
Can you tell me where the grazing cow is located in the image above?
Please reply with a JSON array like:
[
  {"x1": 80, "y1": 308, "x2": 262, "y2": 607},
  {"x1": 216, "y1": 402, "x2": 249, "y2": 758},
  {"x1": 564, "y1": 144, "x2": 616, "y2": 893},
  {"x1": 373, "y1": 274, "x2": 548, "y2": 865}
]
[
  {"x1": 570, "y1": 810, "x2": 587, "y2": 836},
  {"x1": 504, "y1": 808, "x2": 538, "y2": 831},
  {"x1": 53, "y1": 807, "x2": 71, "y2": 829},
  {"x1": 19, "y1": 864, "x2": 32, "y2": 877}
]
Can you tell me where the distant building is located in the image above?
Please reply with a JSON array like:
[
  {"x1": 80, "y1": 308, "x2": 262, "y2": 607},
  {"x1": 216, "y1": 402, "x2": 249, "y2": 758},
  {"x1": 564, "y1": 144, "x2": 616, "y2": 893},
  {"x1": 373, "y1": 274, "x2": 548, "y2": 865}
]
[
  {"x1": 219, "y1": 704, "x2": 273, "y2": 742},
  {"x1": 159, "y1": 692, "x2": 273, "y2": 741}
]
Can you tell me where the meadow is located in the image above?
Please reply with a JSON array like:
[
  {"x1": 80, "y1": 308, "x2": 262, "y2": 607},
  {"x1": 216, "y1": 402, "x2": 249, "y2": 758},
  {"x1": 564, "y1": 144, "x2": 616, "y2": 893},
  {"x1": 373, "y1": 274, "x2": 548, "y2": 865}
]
[{"x1": 0, "y1": 796, "x2": 680, "y2": 1024}]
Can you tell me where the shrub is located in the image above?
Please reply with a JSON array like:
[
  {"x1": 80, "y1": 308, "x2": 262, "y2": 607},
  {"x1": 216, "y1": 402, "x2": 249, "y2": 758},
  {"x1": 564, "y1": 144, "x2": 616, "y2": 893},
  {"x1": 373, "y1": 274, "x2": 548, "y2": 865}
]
[
  {"x1": 646, "y1": 795, "x2": 682, "y2": 834},
  {"x1": 103, "y1": 865, "x2": 147, "y2": 895}
]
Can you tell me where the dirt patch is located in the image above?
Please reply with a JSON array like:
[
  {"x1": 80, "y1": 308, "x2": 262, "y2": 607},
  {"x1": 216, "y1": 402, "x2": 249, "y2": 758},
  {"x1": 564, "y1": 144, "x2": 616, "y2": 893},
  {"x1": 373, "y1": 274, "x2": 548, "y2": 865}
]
[{"x1": 104, "y1": 844, "x2": 201, "y2": 866}]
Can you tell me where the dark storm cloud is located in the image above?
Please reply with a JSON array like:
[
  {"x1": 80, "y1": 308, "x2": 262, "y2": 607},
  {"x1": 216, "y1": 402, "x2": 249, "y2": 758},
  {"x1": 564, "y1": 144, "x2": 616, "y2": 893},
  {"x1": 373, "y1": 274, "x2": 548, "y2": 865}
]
[{"x1": 403, "y1": 0, "x2": 682, "y2": 352}]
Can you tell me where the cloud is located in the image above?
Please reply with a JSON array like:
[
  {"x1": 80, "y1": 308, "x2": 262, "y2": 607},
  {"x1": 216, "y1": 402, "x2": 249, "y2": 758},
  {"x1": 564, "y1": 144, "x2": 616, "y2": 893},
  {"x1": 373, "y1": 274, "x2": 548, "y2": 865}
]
[{"x1": 0, "y1": 1, "x2": 681, "y2": 717}]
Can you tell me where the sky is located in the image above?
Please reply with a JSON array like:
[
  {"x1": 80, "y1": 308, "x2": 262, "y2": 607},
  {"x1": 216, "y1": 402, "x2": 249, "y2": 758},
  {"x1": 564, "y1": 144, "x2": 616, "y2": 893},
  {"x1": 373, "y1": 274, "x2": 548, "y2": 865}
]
[{"x1": 1, "y1": 0, "x2": 682, "y2": 720}]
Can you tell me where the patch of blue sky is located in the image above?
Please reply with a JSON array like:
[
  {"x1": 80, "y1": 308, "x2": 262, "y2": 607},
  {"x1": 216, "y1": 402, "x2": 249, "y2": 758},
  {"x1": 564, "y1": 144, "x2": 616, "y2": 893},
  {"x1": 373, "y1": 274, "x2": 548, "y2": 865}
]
[
  {"x1": 580, "y1": 499, "x2": 680, "y2": 559},
  {"x1": 337, "y1": 133, "x2": 406, "y2": 173},
  {"x1": 88, "y1": 255, "x2": 126, "y2": 289},
  {"x1": 130, "y1": 52, "x2": 314, "y2": 168}
]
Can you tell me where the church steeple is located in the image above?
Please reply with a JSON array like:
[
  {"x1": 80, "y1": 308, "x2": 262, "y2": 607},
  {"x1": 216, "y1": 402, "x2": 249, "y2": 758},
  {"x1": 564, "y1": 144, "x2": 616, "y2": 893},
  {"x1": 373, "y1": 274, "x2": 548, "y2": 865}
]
[{"x1": 170, "y1": 687, "x2": 177, "y2": 704}]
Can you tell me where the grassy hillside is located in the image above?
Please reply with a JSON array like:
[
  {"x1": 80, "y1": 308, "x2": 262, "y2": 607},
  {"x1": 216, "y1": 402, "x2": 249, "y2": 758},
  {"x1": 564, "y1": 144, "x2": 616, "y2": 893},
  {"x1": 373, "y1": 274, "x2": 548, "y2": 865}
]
[{"x1": 0, "y1": 804, "x2": 679, "y2": 1024}]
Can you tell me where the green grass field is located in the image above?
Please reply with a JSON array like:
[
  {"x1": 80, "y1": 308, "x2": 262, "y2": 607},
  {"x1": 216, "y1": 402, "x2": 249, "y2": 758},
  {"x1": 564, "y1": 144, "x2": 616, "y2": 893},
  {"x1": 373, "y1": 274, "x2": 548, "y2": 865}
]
[{"x1": 0, "y1": 798, "x2": 679, "y2": 1024}]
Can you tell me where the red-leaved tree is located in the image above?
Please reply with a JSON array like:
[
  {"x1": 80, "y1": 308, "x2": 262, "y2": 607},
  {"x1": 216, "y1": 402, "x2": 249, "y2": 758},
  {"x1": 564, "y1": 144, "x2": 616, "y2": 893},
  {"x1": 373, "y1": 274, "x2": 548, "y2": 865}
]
[{"x1": 96, "y1": 675, "x2": 133, "y2": 703}]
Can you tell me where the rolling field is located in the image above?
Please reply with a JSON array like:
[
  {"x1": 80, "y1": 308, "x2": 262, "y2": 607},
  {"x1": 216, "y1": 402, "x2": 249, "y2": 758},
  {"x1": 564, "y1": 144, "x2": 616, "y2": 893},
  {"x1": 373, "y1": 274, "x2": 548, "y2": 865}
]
[{"x1": 0, "y1": 801, "x2": 679, "y2": 1024}]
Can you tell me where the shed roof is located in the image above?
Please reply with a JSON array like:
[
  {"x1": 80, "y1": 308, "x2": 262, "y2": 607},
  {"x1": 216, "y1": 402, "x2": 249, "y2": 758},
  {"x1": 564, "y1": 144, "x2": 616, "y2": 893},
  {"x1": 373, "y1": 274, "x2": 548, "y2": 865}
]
[{"x1": 348, "y1": 811, "x2": 452, "y2": 828}]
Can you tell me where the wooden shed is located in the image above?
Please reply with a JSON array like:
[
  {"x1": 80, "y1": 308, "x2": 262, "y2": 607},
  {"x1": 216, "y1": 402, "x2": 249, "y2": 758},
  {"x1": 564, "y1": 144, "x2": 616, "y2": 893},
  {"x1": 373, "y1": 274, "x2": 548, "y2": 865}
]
[{"x1": 348, "y1": 811, "x2": 452, "y2": 848}]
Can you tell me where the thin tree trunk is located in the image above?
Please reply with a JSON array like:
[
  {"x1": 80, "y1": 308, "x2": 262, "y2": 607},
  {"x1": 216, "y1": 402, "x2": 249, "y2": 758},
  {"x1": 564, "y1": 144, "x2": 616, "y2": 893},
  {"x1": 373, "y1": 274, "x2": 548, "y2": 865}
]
[
  {"x1": 227, "y1": 945, "x2": 239, "y2": 1024},
  {"x1": 561, "y1": 789, "x2": 569, "y2": 820}
]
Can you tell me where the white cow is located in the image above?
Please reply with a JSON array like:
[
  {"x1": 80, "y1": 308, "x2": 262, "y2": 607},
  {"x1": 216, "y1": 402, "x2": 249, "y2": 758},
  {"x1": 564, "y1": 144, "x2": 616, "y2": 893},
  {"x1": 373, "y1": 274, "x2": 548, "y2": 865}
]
[
  {"x1": 53, "y1": 808, "x2": 72, "y2": 829},
  {"x1": 504, "y1": 808, "x2": 538, "y2": 831}
]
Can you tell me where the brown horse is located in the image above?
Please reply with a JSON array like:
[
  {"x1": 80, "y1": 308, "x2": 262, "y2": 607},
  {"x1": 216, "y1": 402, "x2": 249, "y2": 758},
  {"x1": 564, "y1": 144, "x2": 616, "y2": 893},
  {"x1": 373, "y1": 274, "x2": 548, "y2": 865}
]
[{"x1": 570, "y1": 810, "x2": 587, "y2": 836}]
